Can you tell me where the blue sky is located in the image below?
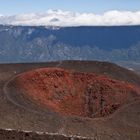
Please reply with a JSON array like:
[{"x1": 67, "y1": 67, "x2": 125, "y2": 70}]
[{"x1": 0, "y1": 0, "x2": 140, "y2": 15}]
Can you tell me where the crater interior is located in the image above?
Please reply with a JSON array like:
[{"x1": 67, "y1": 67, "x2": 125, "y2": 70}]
[{"x1": 13, "y1": 68, "x2": 140, "y2": 118}]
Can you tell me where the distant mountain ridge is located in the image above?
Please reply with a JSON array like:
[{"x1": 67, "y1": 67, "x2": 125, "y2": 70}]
[{"x1": 0, "y1": 25, "x2": 140, "y2": 63}]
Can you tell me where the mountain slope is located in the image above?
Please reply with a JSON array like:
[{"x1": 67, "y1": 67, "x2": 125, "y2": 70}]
[{"x1": 0, "y1": 25, "x2": 140, "y2": 63}]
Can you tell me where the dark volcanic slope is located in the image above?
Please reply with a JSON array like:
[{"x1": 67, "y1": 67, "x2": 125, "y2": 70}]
[{"x1": 0, "y1": 60, "x2": 140, "y2": 140}]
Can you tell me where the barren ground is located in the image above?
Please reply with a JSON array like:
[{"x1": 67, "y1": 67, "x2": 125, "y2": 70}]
[{"x1": 0, "y1": 60, "x2": 140, "y2": 140}]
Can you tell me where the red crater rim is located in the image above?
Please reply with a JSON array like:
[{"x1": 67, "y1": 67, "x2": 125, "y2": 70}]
[{"x1": 14, "y1": 68, "x2": 140, "y2": 118}]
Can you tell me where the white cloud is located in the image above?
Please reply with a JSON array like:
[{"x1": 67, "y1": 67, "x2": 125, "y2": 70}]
[{"x1": 0, "y1": 9, "x2": 140, "y2": 26}]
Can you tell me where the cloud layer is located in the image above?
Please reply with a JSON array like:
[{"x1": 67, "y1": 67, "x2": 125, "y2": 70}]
[{"x1": 0, "y1": 9, "x2": 140, "y2": 26}]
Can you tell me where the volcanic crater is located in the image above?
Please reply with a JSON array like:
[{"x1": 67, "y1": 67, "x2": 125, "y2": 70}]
[{"x1": 11, "y1": 68, "x2": 140, "y2": 119}]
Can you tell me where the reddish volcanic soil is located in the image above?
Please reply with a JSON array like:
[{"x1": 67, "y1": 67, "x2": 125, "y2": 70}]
[{"x1": 14, "y1": 68, "x2": 140, "y2": 118}]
